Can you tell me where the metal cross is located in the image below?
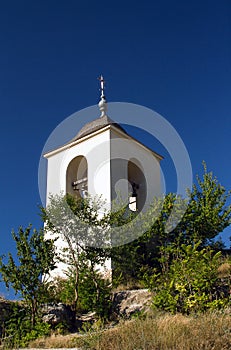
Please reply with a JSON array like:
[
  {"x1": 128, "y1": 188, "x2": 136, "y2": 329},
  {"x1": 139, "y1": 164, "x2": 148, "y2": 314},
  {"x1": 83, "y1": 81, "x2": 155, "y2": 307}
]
[{"x1": 98, "y1": 75, "x2": 105, "y2": 97}]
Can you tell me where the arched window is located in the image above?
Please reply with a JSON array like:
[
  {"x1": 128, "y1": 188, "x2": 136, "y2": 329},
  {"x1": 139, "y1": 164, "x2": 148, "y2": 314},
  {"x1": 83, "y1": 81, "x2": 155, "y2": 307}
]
[
  {"x1": 128, "y1": 159, "x2": 146, "y2": 211},
  {"x1": 66, "y1": 156, "x2": 88, "y2": 199}
]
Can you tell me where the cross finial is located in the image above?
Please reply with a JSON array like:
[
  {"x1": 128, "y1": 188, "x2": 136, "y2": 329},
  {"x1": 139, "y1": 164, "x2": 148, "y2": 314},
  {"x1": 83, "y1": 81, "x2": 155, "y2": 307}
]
[
  {"x1": 98, "y1": 75, "x2": 107, "y2": 117},
  {"x1": 98, "y1": 75, "x2": 106, "y2": 98}
]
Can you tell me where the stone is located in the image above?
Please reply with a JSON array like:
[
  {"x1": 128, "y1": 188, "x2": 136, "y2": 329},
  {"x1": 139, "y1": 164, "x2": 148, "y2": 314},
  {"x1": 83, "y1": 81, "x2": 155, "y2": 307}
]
[
  {"x1": 112, "y1": 289, "x2": 152, "y2": 319},
  {"x1": 41, "y1": 303, "x2": 75, "y2": 330}
]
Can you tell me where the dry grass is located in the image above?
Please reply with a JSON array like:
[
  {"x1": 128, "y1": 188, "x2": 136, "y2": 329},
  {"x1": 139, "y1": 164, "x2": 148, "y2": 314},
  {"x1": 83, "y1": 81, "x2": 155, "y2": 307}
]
[
  {"x1": 28, "y1": 334, "x2": 76, "y2": 348},
  {"x1": 112, "y1": 280, "x2": 145, "y2": 292},
  {"x1": 217, "y1": 262, "x2": 231, "y2": 278},
  {"x1": 29, "y1": 310, "x2": 231, "y2": 349}
]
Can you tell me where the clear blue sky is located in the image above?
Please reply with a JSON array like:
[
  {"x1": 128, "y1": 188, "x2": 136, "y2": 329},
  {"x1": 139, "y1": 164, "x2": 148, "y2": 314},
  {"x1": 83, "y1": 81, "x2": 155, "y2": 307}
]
[{"x1": 0, "y1": 0, "x2": 230, "y2": 298}]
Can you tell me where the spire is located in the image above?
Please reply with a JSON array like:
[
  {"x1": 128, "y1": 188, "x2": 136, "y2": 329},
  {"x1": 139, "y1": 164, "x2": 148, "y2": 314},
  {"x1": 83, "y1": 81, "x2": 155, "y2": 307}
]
[
  {"x1": 98, "y1": 75, "x2": 108, "y2": 117},
  {"x1": 99, "y1": 74, "x2": 106, "y2": 98}
]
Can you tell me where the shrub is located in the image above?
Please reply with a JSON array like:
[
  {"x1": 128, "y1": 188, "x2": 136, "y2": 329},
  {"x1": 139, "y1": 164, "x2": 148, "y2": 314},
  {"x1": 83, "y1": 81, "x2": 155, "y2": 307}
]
[
  {"x1": 149, "y1": 242, "x2": 230, "y2": 314},
  {"x1": 2, "y1": 303, "x2": 50, "y2": 348}
]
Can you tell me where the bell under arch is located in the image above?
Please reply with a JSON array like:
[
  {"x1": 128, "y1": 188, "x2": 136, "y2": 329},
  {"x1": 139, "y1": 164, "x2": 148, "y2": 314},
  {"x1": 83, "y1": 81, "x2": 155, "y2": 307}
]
[
  {"x1": 128, "y1": 158, "x2": 147, "y2": 212},
  {"x1": 66, "y1": 155, "x2": 88, "y2": 199}
]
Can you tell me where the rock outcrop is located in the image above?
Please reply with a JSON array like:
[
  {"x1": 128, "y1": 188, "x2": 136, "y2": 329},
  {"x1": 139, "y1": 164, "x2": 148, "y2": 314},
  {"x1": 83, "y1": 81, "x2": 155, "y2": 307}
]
[
  {"x1": 0, "y1": 289, "x2": 153, "y2": 336},
  {"x1": 41, "y1": 303, "x2": 75, "y2": 330},
  {"x1": 112, "y1": 289, "x2": 152, "y2": 319}
]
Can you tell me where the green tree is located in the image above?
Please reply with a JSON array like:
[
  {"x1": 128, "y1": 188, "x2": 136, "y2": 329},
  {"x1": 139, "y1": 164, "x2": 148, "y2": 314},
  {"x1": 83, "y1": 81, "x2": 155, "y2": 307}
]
[
  {"x1": 111, "y1": 193, "x2": 186, "y2": 284},
  {"x1": 111, "y1": 163, "x2": 231, "y2": 284},
  {"x1": 50, "y1": 266, "x2": 112, "y2": 319},
  {"x1": 43, "y1": 193, "x2": 111, "y2": 316},
  {"x1": 0, "y1": 226, "x2": 57, "y2": 326},
  {"x1": 148, "y1": 163, "x2": 231, "y2": 264},
  {"x1": 180, "y1": 162, "x2": 231, "y2": 244}
]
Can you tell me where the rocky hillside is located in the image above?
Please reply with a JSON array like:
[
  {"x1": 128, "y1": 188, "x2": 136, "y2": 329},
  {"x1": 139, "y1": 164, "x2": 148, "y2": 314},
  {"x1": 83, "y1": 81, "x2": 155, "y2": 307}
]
[{"x1": 0, "y1": 289, "x2": 152, "y2": 336}]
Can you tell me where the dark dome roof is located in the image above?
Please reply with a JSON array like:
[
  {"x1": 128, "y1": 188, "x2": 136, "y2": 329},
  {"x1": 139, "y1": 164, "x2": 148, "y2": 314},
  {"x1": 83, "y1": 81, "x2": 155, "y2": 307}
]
[{"x1": 70, "y1": 115, "x2": 127, "y2": 142}]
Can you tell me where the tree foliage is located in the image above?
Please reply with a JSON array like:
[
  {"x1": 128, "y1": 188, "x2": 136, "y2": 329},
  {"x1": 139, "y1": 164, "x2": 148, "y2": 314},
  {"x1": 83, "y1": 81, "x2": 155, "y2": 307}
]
[
  {"x1": 148, "y1": 241, "x2": 231, "y2": 314},
  {"x1": 2, "y1": 303, "x2": 50, "y2": 349},
  {"x1": 44, "y1": 193, "x2": 111, "y2": 316},
  {"x1": 0, "y1": 226, "x2": 57, "y2": 326},
  {"x1": 179, "y1": 162, "x2": 231, "y2": 244},
  {"x1": 112, "y1": 163, "x2": 231, "y2": 285}
]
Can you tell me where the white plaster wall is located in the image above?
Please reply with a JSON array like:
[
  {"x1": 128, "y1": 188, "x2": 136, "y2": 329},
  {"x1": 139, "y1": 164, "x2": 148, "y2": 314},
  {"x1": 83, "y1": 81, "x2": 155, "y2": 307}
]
[
  {"x1": 45, "y1": 128, "x2": 112, "y2": 278},
  {"x1": 45, "y1": 129, "x2": 112, "y2": 206},
  {"x1": 46, "y1": 151, "x2": 66, "y2": 204}
]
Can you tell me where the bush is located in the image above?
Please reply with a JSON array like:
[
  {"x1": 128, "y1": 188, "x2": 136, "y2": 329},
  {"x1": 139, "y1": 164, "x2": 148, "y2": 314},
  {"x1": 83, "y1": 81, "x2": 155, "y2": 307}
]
[
  {"x1": 2, "y1": 303, "x2": 50, "y2": 348},
  {"x1": 47, "y1": 269, "x2": 112, "y2": 320},
  {"x1": 78, "y1": 271, "x2": 112, "y2": 319},
  {"x1": 149, "y1": 242, "x2": 230, "y2": 314}
]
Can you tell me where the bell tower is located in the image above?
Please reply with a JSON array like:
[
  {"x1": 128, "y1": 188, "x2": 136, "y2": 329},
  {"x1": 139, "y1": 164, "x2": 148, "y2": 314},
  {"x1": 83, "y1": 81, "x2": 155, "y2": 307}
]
[
  {"x1": 44, "y1": 77, "x2": 162, "y2": 275},
  {"x1": 45, "y1": 76, "x2": 162, "y2": 212}
]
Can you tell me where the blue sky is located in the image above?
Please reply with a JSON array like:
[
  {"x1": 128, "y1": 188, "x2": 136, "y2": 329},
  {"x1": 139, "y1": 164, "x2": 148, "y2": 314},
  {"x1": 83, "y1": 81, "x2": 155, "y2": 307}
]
[{"x1": 0, "y1": 0, "x2": 230, "y2": 298}]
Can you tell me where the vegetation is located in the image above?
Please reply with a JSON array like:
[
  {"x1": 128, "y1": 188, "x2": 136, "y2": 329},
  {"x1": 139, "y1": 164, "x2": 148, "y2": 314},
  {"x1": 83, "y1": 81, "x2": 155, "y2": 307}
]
[
  {"x1": 0, "y1": 226, "x2": 57, "y2": 348},
  {"x1": 112, "y1": 163, "x2": 231, "y2": 284},
  {"x1": 0, "y1": 163, "x2": 230, "y2": 348},
  {"x1": 43, "y1": 193, "x2": 111, "y2": 318},
  {"x1": 0, "y1": 226, "x2": 57, "y2": 326},
  {"x1": 149, "y1": 242, "x2": 231, "y2": 313},
  {"x1": 2, "y1": 303, "x2": 50, "y2": 349},
  {"x1": 47, "y1": 269, "x2": 112, "y2": 320},
  {"x1": 29, "y1": 311, "x2": 231, "y2": 350}
]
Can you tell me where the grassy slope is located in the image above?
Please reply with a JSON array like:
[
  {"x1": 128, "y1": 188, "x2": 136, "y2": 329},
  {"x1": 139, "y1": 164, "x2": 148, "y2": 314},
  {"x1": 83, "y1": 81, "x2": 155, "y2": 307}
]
[{"x1": 29, "y1": 310, "x2": 231, "y2": 350}]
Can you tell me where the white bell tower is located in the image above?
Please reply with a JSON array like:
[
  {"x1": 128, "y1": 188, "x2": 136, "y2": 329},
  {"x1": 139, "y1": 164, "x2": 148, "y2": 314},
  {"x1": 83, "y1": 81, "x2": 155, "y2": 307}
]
[
  {"x1": 44, "y1": 76, "x2": 163, "y2": 275},
  {"x1": 45, "y1": 76, "x2": 162, "y2": 211}
]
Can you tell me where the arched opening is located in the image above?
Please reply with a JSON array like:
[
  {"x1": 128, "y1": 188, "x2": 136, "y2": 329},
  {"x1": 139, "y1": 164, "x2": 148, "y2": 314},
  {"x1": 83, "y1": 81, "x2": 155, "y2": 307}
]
[
  {"x1": 66, "y1": 156, "x2": 88, "y2": 199},
  {"x1": 128, "y1": 159, "x2": 146, "y2": 211}
]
